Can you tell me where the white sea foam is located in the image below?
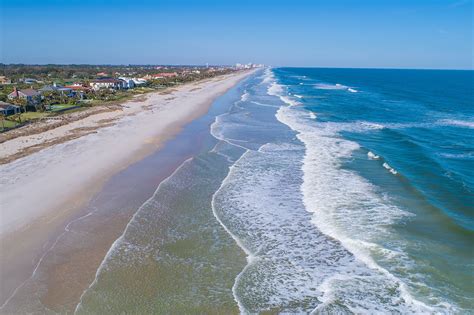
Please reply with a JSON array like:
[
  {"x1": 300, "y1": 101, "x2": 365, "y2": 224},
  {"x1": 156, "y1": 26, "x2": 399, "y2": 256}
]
[
  {"x1": 377, "y1": 119, "x2": 474, "y2": 130},
  {"x1": 211, "y1": 148, "x2": 255, "y2": 313},
  {"x1": 250, "y1": 101, "x2": 280, "y2": 108},
  {"x1": 309, "y1": 112, "x2": 317, "y2": 119},
  {"x1": 261, "y1": 68, "x2": 275, "y2": 84},
  {"x1": 294, "y1": 94, "x2": 303, "y2": 99},
  {"x1": 267, "y1": 82, "x2": 284, "y2": 97},
  {"x1": 240, "y1": 90, "x2": 250, "y2": 102},
  {"x1": 280, "y1": 95, "x2": 301, "y2": 106},
  {"x1": 267, "y1": 82, "x2": 301, "y2": 106},
  {"x1": 440, "y1": 152, "x2": 474, "y2": 160},
  {"x1": 314, "y1": 83, "x2": 359, "y2": 93},
  {"x1": 383, "y1": 162, "x2": 398, "y2": 175},
  {"x1": 210, "y1": 113, "x2": 253, "y2": 151},
  {"x1": 358, "y1": 121, "x2": 385, "y2": 130},
  {"x1": 315, "y1": 83, "x2": 348, "y2": 90},
  {"x1": 301, "y1": 120, "x2": 385, "y2": 134},
  {"x1": 346, "y1": 120, "x2": 467, "y2": 131},
  {"x1": 438, "y1": 119, "x2": 474, "y2": 129},
  {"x1": 214, "y1": 141, "x2": 361, "y2": 313},
  {"x1": 291, "y1": 75, "x2": 307, "y2": 79},
  {"x1": 368, "y1": 151, "x2": 380, "y2": 160}
]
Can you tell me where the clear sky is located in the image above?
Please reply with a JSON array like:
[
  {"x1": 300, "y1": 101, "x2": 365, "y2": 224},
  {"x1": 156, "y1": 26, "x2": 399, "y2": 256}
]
[{"x1": 1, "y1": 0, "x2": 472, "y2": 69}]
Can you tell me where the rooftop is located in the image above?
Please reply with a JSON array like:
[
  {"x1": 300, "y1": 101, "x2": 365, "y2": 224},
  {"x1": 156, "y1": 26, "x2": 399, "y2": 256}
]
[
  {"x1": 0, "y1": 101, "x2": 18, "y2": 109},
  {"x1": 91, "y1": 78, "x2": 123, "y2": 83},
  {"x1": 9, "y1": 89, "x2": 40, "y2": 97}
]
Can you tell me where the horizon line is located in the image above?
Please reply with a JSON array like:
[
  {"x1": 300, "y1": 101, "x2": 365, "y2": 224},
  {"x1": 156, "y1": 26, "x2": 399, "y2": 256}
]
[{"x1": 1, "y1": 63, "x2": 472, "y2": 71}]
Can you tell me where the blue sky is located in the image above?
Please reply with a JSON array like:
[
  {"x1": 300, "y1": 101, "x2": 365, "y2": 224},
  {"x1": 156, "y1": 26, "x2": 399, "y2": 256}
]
[{"x1": 1, "y1": 0, "x2": 472, "y2": 69}]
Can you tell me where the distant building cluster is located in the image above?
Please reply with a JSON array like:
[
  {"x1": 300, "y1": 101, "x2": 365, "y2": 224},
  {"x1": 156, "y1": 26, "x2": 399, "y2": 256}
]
[
  {"x1": 234, "y1": 63, "x2": 264, "y2": 70},
  {"x1": 1, "y1": 69, "x2": 190, "y2": 111}
]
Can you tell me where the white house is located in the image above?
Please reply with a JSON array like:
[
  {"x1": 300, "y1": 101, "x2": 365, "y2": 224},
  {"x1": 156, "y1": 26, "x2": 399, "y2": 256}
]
[
  {"x1": 89, "y1": 78, "x2": 126, "y2": 90},
  {"x1": 118, "y1": 77, "x2": 136, "y2": 89}
]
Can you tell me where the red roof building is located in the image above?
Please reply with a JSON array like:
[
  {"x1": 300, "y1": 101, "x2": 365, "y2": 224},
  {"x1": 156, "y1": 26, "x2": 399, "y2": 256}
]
[{"x1": 152, "y1": 72, "x2": 178, "y2": 78}]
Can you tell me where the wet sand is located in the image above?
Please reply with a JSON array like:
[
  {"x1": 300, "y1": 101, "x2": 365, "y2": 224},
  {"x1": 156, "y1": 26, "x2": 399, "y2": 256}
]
[{"x1": 0, "y1": 70, "x2": 254, "y2": 313}]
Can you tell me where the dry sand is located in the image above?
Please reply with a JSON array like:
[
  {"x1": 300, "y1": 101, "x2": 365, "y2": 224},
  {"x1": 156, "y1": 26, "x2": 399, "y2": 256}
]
[{"x1": 0, "y1": 70, "x2": 254, "y2": 311}]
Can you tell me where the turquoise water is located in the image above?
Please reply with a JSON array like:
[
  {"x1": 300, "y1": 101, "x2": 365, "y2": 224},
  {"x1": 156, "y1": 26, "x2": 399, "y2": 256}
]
[{"x1": 77, "y1": 68, "x2": 473, "y2": 313}]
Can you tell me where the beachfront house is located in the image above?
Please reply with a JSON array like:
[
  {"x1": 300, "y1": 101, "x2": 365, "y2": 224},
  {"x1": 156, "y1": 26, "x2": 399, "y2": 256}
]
[
  {"x1": 8, "y1": 88, "x2": 41, "y2": 109},
  {"x1": 64, "y1": 84, "x2": 91, "y2": 100},
  {"x1": 64, "y1": 83, "x2": 91, "y2": 92},
  {"x1": 0, "y1": 76, "x2": 12, "y2": 85},
  {"x1": 118, "y1": 77, "x2": 136, "y2": 89},
  {"x1": 39, "y1": 83, "x2": 74, "y2": 96},
  {"x1": 89, "y1": 78, "x2": 126, "y2": 90},
  {"x1": 0, "y1": 101, "x2": 21, "y2": 116}
]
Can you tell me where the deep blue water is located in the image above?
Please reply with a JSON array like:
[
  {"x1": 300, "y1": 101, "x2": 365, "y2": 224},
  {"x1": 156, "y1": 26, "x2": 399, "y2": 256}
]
[
  {"x1": 278, "y1": 68, "x2": 473, "y2": 229},
  {"x1": 272, "y1": 67, "x2": 474, "y2": 311}
]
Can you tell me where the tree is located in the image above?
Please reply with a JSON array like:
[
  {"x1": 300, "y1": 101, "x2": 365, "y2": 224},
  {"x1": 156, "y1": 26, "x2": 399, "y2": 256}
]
[
  {"x1": 10, "y1": 112, "x2": 22, "y2": 125},
  {"x1": 41, "y1": 91, "x2": 63, "y2": 109}
]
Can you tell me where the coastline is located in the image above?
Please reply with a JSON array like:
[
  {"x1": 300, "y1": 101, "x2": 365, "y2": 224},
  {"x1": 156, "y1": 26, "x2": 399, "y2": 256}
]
[
  {"x1": 0, "y1": 69, "x2": 254, "y2": 312},
  {"x1": 1, "y1": 79, "x2": 216, "y2": 164}
]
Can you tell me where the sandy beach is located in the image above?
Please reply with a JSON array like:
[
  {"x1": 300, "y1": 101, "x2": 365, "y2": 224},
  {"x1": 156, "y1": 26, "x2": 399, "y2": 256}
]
[{"x1": 0, "y1": 70, "x2": 253, "y2": 312}]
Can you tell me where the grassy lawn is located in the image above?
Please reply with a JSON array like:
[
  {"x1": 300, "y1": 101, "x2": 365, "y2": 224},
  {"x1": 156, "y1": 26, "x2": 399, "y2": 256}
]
[
  {"x1": 0, "y1": 113, "x2": 43, "y2": 130},
  {"x1": 1, "y1": 111, "x2": 50, "y2": 131},
  {"x1": 21, "y1": 111, "x2": 49, "y2": 120},
  {"x1": 1, "y1": 119, "x2": 19, "y2": 130},
  {"x1": 48, "y1": 104, "x2": 78, "y2": 112}
]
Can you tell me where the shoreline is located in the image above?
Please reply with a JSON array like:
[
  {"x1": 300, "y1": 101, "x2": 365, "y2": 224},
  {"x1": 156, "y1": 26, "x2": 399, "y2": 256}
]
[{"x1": 0, "y1": 69, "x2": 254, "y2": 311}]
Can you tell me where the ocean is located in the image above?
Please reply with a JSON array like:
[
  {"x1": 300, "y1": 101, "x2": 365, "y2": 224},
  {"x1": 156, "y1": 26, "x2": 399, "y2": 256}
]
[{"x1": 76, "y1": 68, "x2": 473, "y2": 313}]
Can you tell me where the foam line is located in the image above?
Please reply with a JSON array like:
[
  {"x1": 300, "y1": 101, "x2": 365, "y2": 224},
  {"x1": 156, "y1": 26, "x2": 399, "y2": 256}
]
[
  {"x1": 74, "y1": 157, "x2": 194, "y2": 314},
  {"x1": 210, "y1": 148, "x2": 257, "y2": 314}
]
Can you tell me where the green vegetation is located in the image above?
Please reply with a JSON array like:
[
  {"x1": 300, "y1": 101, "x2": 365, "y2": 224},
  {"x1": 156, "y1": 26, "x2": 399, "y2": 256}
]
[
  {"x1": 21, "y1": 112, "x2": 48, "y2": 120},
  {"x1": 1, "y1": 112, "x2": 47, "y2": 131},
  {"x1": 0, "y1": 119, "x2": 18, "y2": 130},
  {"x1": 48, "y1": 104, "x2": 78, "y2": 112}
]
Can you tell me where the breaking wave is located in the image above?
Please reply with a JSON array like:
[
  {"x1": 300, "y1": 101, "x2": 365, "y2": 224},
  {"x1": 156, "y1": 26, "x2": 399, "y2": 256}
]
[{"x1": 269, "y1": 73, "x2": 456, "y2": 313}]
